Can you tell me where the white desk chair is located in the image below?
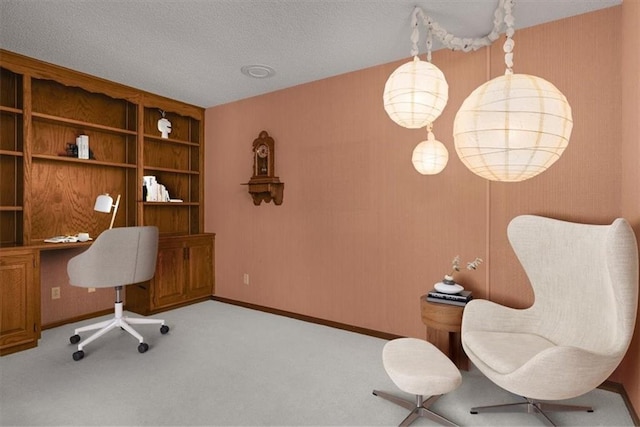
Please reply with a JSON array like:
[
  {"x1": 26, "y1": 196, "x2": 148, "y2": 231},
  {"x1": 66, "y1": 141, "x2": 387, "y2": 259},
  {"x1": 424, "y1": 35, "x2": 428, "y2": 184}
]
[{"x1": 67, "y1": 226, "x2": 169, "y2": 360}]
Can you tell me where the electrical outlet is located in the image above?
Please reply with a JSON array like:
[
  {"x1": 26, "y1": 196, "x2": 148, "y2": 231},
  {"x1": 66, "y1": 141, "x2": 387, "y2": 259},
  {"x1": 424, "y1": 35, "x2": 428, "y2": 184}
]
[
  {"x1": 243, "y1": 273, "x2": 250, "y2": 285},
  {"x1": 88, "y1": 287, "x2": 96, "y2": 293},
  {"x1": 51, "y1": 287, "x2": 61, "y2": 300}
]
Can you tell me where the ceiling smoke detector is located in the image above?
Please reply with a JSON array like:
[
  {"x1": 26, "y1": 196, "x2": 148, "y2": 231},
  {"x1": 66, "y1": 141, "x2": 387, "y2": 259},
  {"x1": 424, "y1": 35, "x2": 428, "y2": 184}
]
[{"x1": 241, "y1": 65, "x2": 276, "y2": 79}]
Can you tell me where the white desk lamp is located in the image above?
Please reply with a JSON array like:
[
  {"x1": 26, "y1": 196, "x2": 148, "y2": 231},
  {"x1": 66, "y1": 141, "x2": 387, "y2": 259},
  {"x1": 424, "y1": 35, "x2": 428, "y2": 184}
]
[{"x1": 94, "y1": 194, "x2": 120, "y2": 229}]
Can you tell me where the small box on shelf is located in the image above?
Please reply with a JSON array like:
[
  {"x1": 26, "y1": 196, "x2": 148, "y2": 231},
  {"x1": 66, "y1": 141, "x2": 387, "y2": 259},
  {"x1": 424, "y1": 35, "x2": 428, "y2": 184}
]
[{"x1": 76, "y1": 134, "x2": 89, "y2": 159}]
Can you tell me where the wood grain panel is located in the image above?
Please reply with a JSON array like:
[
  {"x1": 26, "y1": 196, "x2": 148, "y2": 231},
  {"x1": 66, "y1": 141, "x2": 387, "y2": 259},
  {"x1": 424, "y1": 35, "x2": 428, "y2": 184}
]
[
  {"x1": 31, "y1": 78, "x2": 135, "y2": 130},
  {"x1": 0, "y1": 212, "x2": 19, "y2": 246},
  {"x1": 187, "y1": 239, "x2": 214, "y2": 297},
  {"x1": 31, "y1": 120, "x2": 133, "y2": 164},
  {"x1": 0, "y1": 156, "x2": 19, "y2": 206},
  {"x1": 0, "y1": 263, "x2": 27, "y2": 333},
  {"x1": 30, "y1": 160, "x2": 128, "y2": 240},
  {"x1": 143, "y1": 204, "x2": 190, "y2": 234},
  {"x1": 152, "y1": 242, "x2": 185, "y2": 307},
  {"x1": 0, "y1": 67, "x2": 22, "y2": 109},
  {"x1": 0, "y1": 249, "x2": 39, "y2": 354},
  {"x1": 144, "y1": 139, "x2": 190, "y2": 170},
  {"x1": 1, "y1": 111, "x2": 22, "y2": 151}
]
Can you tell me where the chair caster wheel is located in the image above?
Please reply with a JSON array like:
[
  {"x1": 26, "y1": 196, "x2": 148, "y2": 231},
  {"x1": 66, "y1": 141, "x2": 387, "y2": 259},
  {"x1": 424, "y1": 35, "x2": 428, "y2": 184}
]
[
  {"x1": 73, "y1": 350, "x2": 84, "y2": 361},
  {"x1": 138, "y1": 342, "x2": 149, "y2": 353},
  {"x1": 470, "y1": 411, "x2": 478, "y2": 414},
  {"x1": 70, "y1": 334, "x2": 81, "y2": 344},
  {"x1": 160, "y1": 325, "x2": 169, "y2": 334}
]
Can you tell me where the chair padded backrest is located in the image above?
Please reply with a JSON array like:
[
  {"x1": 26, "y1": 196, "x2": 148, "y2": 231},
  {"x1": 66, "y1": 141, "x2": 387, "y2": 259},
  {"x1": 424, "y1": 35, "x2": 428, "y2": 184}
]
[
  {"x1": 507, "y1": 215, "x2": 638, "y2": 356},
  {"x1": 67, "y1": 226, "x2": 159, "y2": 288}
]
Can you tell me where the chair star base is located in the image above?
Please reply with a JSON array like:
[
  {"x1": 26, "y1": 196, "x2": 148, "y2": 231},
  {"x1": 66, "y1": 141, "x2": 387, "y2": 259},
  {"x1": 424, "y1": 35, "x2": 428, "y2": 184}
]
[
  {"x1": 70, "y1": 286, "x2": 168, "y2": 360},
  {"x1": 470, "y1": 397, "x2": 593, "y2": 427},
  {"x1": 373, "y1": 391, "x2": 457, "y2": 427}
]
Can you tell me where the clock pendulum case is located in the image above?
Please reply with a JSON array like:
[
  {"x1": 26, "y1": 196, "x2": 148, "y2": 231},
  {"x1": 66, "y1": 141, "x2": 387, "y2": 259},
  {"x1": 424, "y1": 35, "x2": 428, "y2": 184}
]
[{"x1": 243, "y1": 130, "x2": 284, "y2": 205}]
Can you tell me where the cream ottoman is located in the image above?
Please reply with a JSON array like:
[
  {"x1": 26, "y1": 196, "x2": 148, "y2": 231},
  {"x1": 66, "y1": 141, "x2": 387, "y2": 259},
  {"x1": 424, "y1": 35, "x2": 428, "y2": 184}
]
[{"x1": 373, "y1": 337, "x2": 462, "y2": 426}]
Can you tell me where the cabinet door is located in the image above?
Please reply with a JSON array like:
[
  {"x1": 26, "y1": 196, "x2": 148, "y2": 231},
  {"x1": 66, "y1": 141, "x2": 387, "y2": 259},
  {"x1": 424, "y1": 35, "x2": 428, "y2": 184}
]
[
  {"x1": 187, "y1": 236, "x2": 214, "y2": 298},
  {"x1": 0, "y1": 250, "x2": 40, "y2": 355},
  {"x1": 151, "y1": 240, "x2": 186, "y2": 309}
]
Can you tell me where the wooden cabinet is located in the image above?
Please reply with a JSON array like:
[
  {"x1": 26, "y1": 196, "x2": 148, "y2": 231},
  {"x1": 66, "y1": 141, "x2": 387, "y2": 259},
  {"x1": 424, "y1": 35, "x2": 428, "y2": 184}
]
[
  {"x1": 0, "y1": 50, "x2": 213, "y2": 354},
  {"x1": 0, "y1": 249, "x2": 40, "y2": 355},
  {"x1": 125, "y1": 234, "x2": 215, "y2": 315}
]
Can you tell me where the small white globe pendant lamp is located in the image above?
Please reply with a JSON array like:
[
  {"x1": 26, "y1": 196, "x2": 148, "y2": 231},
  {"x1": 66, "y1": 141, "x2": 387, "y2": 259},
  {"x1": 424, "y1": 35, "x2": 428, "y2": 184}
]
[
  {"x1": 383, "y1": 56, "x2": 448, "y2": 129},
  {"x1": 412, "y1": 128, "x2": 449, "y2": 175}
]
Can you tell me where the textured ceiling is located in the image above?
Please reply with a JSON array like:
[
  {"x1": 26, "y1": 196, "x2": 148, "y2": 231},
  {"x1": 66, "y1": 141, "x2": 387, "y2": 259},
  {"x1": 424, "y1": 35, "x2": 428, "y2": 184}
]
[{"x1": 0, "y1": 0, "x2": 621, "y2": 108}]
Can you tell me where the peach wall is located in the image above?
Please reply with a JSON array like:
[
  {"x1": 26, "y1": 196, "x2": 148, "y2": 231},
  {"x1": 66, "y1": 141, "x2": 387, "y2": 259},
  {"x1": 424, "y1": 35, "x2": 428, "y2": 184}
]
[
  {"x1": 618, "y1": 0, "x2": 640, "y2": 413},
  {"x1": 205, "y1": 47, "x2": 490, "y2": 334},
  {"x1": 40, "y1": 249, "x2": 113, "y2": 325},
  {"x1": 205, "y1": 5, "x2": 640, "y2": 415},
  {"x1": 486, "y1": 5, "x2": 623, "y2": 308}
]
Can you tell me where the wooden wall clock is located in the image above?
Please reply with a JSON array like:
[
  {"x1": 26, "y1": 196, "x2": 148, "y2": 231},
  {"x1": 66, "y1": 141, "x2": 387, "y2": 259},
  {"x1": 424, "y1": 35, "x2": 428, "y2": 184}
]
[{"x1": 244, "y1": 131, "x2": 284, "y2": 205}]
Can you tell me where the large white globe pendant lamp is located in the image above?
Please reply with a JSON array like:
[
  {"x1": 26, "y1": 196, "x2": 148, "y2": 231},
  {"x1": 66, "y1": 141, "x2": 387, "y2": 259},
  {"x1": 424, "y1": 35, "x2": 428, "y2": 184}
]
[
  {"x1": 383, "y1": 56, "x2": 448, "y2": 129},
  {"x1": 453, "y1": 73, "x2": 573, "y2": 182},
  {"x1": 453, "y1": 2, "x2": 573, "y2": 182},
  {"x1": 412, "y1": 129, "x2": 449, "y2": 175}
]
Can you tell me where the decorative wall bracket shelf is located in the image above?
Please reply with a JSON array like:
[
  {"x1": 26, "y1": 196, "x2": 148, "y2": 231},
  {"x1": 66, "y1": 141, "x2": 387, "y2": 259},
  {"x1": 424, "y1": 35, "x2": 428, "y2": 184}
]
[{"x1": 243, "y1": 177, "x2": 284, "y2": 206}]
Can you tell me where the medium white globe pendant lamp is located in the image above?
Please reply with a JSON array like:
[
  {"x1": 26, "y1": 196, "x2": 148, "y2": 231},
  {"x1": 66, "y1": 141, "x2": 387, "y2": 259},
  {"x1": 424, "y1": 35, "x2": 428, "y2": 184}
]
[
  {"x1": 412, "y1": 129, "x2": 449, "y2": 175},
  {"x1": 383, "y1": 56, "x2": 448, "y2": 129}
]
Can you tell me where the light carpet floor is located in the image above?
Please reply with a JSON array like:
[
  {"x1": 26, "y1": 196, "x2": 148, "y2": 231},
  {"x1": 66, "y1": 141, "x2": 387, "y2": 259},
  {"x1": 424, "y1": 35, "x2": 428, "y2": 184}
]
[{"x1": 0, "y1": 300, "x2": 633, "y2": 426}]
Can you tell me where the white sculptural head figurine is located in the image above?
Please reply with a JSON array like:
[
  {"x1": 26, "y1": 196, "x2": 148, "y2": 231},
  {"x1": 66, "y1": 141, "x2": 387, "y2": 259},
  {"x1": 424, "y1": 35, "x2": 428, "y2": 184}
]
[{"x1": 157, "y1": 117, "x2": 172, "y2": 139}]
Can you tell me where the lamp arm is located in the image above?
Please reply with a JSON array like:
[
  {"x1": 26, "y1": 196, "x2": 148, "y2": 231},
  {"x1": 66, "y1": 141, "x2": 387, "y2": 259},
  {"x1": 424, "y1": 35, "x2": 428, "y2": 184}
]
[{"x1": 109, "y1": 194, "x2": 121, "y2": 229}]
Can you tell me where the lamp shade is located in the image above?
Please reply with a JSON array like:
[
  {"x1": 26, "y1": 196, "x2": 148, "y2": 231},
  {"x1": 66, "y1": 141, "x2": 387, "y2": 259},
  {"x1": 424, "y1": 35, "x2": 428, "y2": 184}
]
[
  {"x1": 453, "y1": 73, "x2": 572, "y2": 182},
  {"x1": 94, "y1": 194, "x2": 120, "y2": 229},
  {"x1": 94, "y1": 194, "x2": 114, "y2": 213},
  {"x1": 412, "y1": 132, "x2": 449, "y2": 175},
  {"x1": 383, "y1": 56, "x2": 448, "y2": 129}
]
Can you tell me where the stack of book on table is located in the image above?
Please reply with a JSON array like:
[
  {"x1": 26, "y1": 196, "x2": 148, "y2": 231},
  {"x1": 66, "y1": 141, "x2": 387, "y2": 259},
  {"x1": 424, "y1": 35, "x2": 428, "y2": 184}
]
[{"x1": 427, "y1": 290, "x2": 473, "y2": 306}]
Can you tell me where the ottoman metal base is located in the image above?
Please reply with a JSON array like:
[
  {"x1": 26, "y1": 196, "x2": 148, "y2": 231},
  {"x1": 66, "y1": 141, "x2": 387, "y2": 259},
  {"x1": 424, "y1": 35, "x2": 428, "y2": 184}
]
[{"x1": 373, "y1": 390, "x2": 457, "y2": 427}]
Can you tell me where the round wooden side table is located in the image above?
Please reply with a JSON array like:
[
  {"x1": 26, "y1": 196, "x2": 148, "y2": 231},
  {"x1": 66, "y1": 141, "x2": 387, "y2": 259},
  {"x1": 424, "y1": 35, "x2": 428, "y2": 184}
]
[{"x1": 420, "y1": 295, "x2": 468, "y2": 370}]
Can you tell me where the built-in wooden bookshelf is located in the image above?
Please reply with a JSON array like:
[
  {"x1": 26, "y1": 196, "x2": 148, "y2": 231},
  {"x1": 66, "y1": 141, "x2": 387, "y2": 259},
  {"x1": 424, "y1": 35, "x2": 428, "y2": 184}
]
[
  {"x1": 0, "y1": 50, "x2": 213, "y2": 355},
  {"x1": 142, "y1": 106, "x2": 202, "y2": 235}
]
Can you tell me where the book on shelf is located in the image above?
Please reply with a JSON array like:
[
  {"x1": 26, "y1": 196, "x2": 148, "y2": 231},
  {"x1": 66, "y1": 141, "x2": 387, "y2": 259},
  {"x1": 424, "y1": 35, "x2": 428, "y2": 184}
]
[
  {"x1": 426, "y1": 296, "x2": 469, "y2": 307},
  {"x1": 427, "y1": 289, "x2": 473, "y2": 302}
]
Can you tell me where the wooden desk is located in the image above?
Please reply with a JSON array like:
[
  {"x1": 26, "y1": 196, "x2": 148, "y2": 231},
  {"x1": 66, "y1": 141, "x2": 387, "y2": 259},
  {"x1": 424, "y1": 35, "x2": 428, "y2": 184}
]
[
  {"x1": 1, "y1": 234, "x2": 214, "y2": 356},
  {"x1": 420, "y1": 295, "x2": 468, "y2": 370}
]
